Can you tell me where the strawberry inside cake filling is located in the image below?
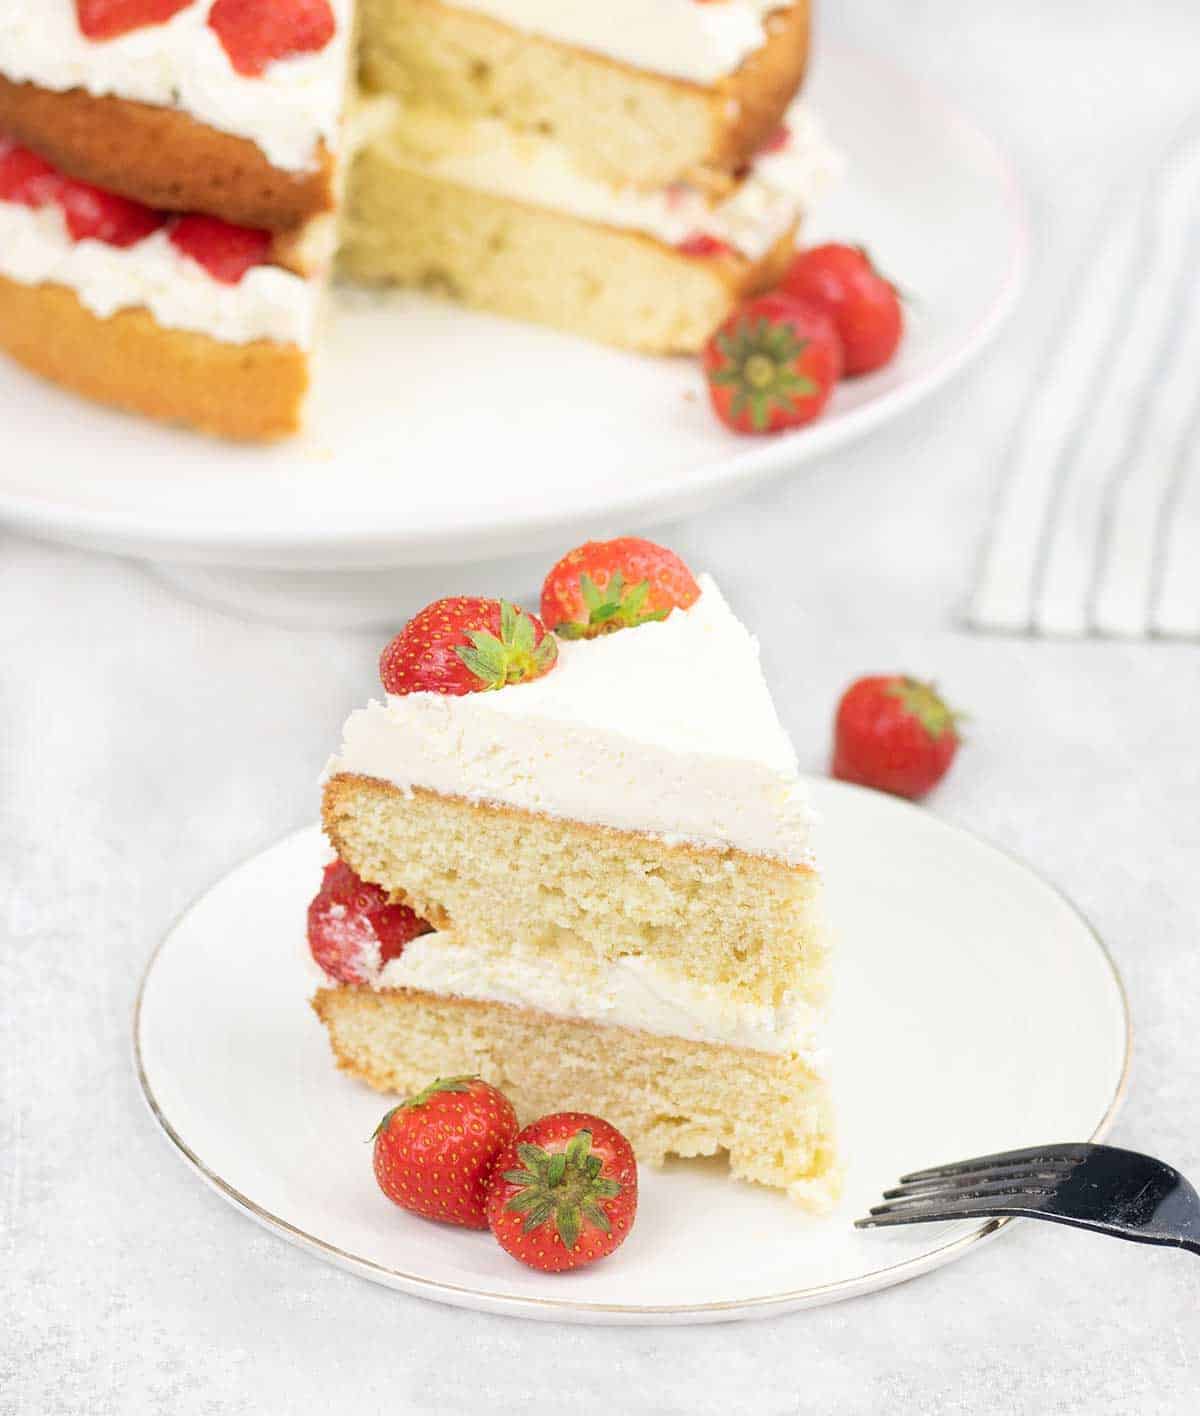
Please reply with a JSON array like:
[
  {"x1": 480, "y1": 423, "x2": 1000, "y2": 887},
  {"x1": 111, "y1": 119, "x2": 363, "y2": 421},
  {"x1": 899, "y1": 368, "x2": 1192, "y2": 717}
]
[{"x1": 0, "y1": 138, "x2": 321, "y2": 346}]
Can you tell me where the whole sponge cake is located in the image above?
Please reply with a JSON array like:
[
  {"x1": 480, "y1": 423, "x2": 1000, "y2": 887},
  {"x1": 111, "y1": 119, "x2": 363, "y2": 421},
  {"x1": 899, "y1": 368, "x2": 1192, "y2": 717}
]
[
  {"x1": 0, "y1": 1, "x2": 832, "y2": 435},
  {"x1": 312, "y1": 538, "x2": 838, "y2": 1207}
]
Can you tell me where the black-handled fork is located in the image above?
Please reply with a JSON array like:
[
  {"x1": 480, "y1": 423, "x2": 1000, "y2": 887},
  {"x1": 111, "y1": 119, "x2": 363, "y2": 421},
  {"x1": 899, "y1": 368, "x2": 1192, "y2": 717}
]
[{"x1": 857, "y1": 1143, "x2": 1200, "y2": 1254}]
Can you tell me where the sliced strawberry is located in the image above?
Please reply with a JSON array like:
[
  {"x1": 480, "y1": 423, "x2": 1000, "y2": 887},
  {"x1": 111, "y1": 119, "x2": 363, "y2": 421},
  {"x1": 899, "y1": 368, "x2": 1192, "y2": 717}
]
[
  {"x1": 75, "y1": 0, "x2": 192, "y2": 41},
  {"x1": 208, "y1": 0, "x2": 338, "y2": 78},
  {"x1": 0, "y1": 140, "x2": 65, "y2": 208},
  {"x1": 58, "y1": 179, "x2": 164, "y2": 247},
  {"x1": 676, "y1": 233, "x2": 735, "y2": 259},
  {"x1": 307, "y1": 858, "x2": 430, "y2": 985},
  {"x1": 169, "y1": 213, "x2": 272, "y2": 284},
  {"x1": 759, "y1": 124, "x2": 791, "y2": 154}
]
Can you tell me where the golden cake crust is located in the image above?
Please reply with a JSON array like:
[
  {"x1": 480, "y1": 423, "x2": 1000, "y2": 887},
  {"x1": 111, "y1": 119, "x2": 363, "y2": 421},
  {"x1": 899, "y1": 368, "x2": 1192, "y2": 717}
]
[
  {"x1": 711, "y1": 0, "x2": 812, "y2": 173},
  {"x1": 0, "y1": 274, "x2": 308, "y2": 441},
  {"x1": 0, "y1": 76, "x2": 335, "y2": 231}
]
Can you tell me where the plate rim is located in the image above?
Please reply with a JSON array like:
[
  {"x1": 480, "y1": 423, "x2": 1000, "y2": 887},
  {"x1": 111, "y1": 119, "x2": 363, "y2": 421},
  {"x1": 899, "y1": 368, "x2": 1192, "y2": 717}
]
[
  {"x1": 1, "y1": 42, "x2": 1030, "y2": 569},
  {"x1": 131, "y1": 781, "x2": 1131, "y2": 1324}
]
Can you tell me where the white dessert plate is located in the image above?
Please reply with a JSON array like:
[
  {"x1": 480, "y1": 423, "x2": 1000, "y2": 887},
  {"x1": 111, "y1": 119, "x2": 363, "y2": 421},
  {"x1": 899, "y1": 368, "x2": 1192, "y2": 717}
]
[
  {"x1": 2, "y1": 45, "x2": 1026, "y2": 576},
  {"x1": 135, "y1": 778, "x2": 1128, "y2": 1326}
]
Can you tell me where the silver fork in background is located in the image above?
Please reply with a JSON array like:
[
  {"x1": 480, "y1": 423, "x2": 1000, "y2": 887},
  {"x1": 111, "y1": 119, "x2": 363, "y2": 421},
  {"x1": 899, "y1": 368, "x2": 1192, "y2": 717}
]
[{"x1": 858, "y1": 1142, "x2": 1200, "y2": 1254}]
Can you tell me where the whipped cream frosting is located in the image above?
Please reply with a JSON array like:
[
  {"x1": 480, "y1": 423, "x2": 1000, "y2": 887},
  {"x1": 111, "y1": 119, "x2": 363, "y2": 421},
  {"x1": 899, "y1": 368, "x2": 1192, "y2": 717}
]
[
  {"x1": 451, "y1": 0, "x2": 789, "y2": 85},
  {"x1": 0, "y1": 201, "x2": 318, "y2": 347},
  {"x1": 371, "y1": 931, "x2": 827, "y2": 1061},
  {"x1": 377, "y1": 99, "x2": 840, "y2": 259},
  {"x1": 0, "y1": 0, "x2": 353, "y2": 171},
  {"x1": 328, "y1": 574, "x2": 815, "y2": 863}
]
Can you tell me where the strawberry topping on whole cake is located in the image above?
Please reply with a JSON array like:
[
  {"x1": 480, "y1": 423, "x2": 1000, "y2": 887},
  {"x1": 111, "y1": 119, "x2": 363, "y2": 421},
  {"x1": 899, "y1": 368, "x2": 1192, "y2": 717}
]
[
  {"x1": 74, "y1": 0, "x2": 192, "y2": 41},
  {"x1": 208, "y1": 0, "x2": 338, "y2": 77}
]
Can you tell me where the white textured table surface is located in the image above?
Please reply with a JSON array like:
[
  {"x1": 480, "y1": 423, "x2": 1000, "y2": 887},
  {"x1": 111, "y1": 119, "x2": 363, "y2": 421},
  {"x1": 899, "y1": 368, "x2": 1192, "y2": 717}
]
[{"x1": 5, "y1": 2, "x2": 1200, "y2": 1410}]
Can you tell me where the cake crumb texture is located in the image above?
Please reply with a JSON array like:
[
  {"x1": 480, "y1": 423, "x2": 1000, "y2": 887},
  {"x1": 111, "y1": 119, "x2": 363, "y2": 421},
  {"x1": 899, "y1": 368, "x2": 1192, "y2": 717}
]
[
  {"x1": 312, "y1": 984, "x2": 840, "y2": 1209},
  {"x1": 359, "y1": 0, "x2": 811, "y2": 187},
  {"x1": 323, "y1": 774, "x2": 828, "y2": 1006}
]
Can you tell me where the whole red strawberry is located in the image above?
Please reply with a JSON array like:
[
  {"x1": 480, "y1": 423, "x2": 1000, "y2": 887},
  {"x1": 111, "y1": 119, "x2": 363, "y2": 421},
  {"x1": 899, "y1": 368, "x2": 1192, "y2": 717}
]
[
  {"x1": 487, "y1": 1113, "x2": 637, "y2": 1272},
  {"x1": 540, "y1": 537, "x2": 701, "y2": 640},
  {"x1": 307, "y1": 858, "x2": 430, "y2": 984},
  {"x1": 832, "y1": 675, "x2": 962, "y2": 800},
  {"x1": 373, "y1": 1077, "x2": 518, "y2": 1229},
  {"x1": 75, "y1": 0, "x2": 191, "y2": 41},
  {"x1": 58, "y1": 180, "x2": 163, "y2": 247},
  {"x1": 781, "y1": 244, "x2": 904, "y2": 376},
  {"x1": 169, "y1": 214, "x2": 272, "y2": 284},
  {"x1": 380, "y1": 597, "x2": 557, "y2": 696},
  {"x1": 208, "y1": 0, "x2": 337, "y2": 78},
  {"x1": 703, "y1": 292, "x2": 842, "y2": 434}
]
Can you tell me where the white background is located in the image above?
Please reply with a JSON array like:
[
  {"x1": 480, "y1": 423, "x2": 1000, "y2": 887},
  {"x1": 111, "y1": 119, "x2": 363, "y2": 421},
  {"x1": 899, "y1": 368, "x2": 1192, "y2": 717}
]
[{"x1": 4, "y1": 0, "x2": 1200, "y2": 1410}]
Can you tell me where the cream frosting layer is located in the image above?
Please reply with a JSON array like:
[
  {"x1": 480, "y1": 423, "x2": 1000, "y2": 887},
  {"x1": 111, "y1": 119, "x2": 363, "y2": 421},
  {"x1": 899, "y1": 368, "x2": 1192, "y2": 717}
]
[
  {"x1": 367, "y1": 931, "x2": 827, "y2": 1060},
  {"x1": 450, "y1": 0, "x2": 789, "y2": 85},
  {"x1": 328, "y1": 574, "x2": 815, "y2": 863},
  {"x1": 0, "y1": 201, "x2": 318, "y2": 347},
  {"x1": 0, "y1": 0, "x2": 353, "y2": 172},
  {"x1": 375, "y1": 99, "x2": 840, "y2": 260}
]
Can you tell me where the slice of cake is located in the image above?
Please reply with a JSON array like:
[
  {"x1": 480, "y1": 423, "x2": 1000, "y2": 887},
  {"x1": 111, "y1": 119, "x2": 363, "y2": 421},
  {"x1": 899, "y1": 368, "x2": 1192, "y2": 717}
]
[{"x1": 311, "y1": 538, "x2": 837, "y2": 1207}]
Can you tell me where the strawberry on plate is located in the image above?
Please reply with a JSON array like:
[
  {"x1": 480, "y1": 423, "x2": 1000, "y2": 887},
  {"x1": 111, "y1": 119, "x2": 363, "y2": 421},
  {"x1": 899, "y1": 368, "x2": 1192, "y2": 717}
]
[
  {"x1": 75, "y1": 0, "x2": 191, "y2": 41},
  {"x1": 57, "y1": 179, "x2": 164, "y2": 247},
  {"x1": 373, "y1": 1077, "x2": 518, "y2": 1230},
  {"x1": 169, "y1": 214, "x2": 272, "y2": 284},
  {"x1": 208, "y1": 0, "x2": 338, "y2": 78},
  {"x1": 487, "y1": 1113, "x2": 638, "y2": 1272},
  {"x1": 781, "y1": 243, "x2": 904, "y2": 376},
  {"x1": 379, "y1": 597, "x2": 557, "y2": 696},
  {"x1": 832, "y1": 675, "x2": 963, "y2": 801},
  {"x1": 703, "y1": 292, "x2": 842, "y2": 435},
  {"x1": 540, "y1": 537, "x2": 701, "y2": 640},
  {"x1": 307, "y1": 858, "x2": 430, "y2": 984}
]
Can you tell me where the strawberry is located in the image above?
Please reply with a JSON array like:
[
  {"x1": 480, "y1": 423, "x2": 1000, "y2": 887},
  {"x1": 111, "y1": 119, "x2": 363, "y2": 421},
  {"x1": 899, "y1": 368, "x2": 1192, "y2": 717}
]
[
  {"x1": 208, "y1": 0, "x2": 338, "y2": 78},
  {"x1": 487, "y1": 1113, "x2": 638, "y2": 1273},
  {"x1": 780, "y1": 243, "x2": 904, "y2": 376},
  {"x1": 373, "y1": 1077, "x2": 518, "y2": 1229},
  {"x1": 676, "y1": 233, "x2": 734, "y2": 259},
  {"x1": 75, "y1": 0, "x2": 191, "y2": 40},
  {"x1": 832, "y1": 675, "x2": 963, "y2": 801},
  {"x1": 703, "y1": 292, "x2": 842, "y2": 434},
  {"x1": 307, "y1": 858, "x2": 430, "y2": 985},
  {"x1": 539, "y1": 537, "x2": 701, "y2": 640},
  {"x1": 0, "y1": 140, "x2": 64, "y2": 208},
  {"x1": 379, "y1": 597, "x2": 557, "y2": 696},
  {"x1": 58, "y1": 179, "x2": 163, "y2": 247},
  {"x1": 169, "y1": 214, "x2": 272, "y2": 284}
]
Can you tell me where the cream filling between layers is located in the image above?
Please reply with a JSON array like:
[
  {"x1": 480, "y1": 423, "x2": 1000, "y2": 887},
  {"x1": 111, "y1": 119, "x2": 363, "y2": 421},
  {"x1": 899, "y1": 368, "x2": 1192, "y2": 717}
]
[
  {"x1": 448, "y1": 0, "x2": 791, "y2": 85},
  {"x1": 0, "y1": 0, "x2": 354, "y2": 172},
  {"x1": 0, "y1": 201, "x2": 319, "y2": 347},
  {"x1": 364, "y1": 931, "x2": 828, "y2": 1062},
  {"x1": 370, "y1": 100, "x2": 840, "y2": 260},
  {"x1": 327, "y1": 574, "x2": 816, "y2": 864}
]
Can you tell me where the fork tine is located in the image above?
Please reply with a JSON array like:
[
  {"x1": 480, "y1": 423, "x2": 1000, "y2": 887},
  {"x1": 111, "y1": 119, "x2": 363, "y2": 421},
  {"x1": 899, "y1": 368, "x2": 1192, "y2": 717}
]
[
  {"x1": 873, "y1": 1179, "x2": 1058, "y2": 1212},
  {"x1": 856, "y1": 1198, "x2": 1029, "y2": 1228},
  {"x1": 883, "y1": 1160, "x2": 1076, "y2": 1199},
  {"x1": 900, "y1": 1143, "x2": 1092, "y2": 1184}
]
